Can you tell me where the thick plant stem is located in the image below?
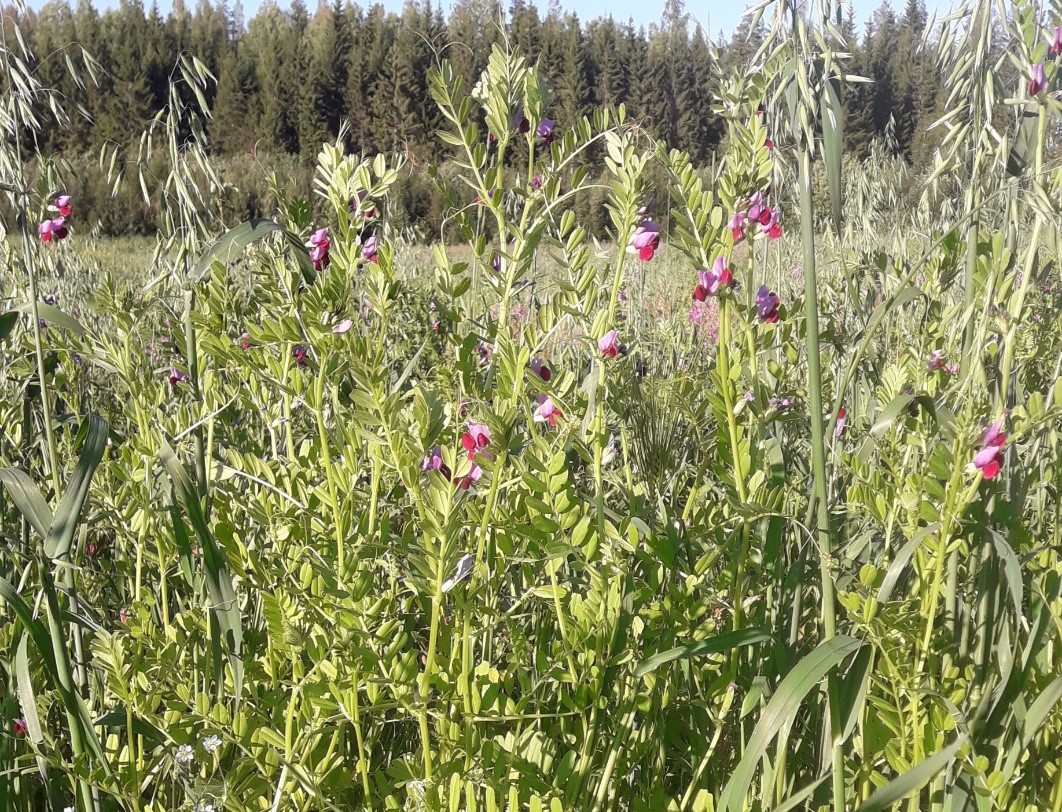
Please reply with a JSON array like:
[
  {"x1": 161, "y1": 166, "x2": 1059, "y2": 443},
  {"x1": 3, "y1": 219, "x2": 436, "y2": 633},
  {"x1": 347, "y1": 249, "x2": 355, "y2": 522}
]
[{"x1": 797, "y1": 146, "x2": 845, "y2": 812}]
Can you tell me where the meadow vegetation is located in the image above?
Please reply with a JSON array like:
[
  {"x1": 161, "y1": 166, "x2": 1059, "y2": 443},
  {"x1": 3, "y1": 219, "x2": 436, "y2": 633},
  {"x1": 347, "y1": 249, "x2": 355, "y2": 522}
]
[{"x1": 2, "y1": 1, "x2": 1062, "y2": 811}]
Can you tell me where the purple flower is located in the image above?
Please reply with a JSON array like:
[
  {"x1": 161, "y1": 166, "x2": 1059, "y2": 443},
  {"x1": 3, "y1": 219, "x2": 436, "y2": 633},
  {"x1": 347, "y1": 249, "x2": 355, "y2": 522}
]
[
  {"x1": 349, "y1": 190, "x2": 377, "y2": 219},
  {"x1": 512, "y1": 110, "x2": 531, "y2": 134},
  {"x1": 693, "y1": 257, "x2": 735, "y2": 300},
  {"x1": 530, "y1": 357, "x2": 552, "y2": 382},
  {"x1": 1052, "y1": 26, "x2": 1062, "y2": 58},
  {"x1": 492, "y1": 252, "x2": 502, "y2": 273},
  {"x1": 306, "y1": 228, "x2": 330, "y2": 271},
  {"x1": 422, "y1": 445, "x2": 451, "y2": 480},
  {"x1": 1029, "y1": 63, "x2": 1048, "y2": 95},
  {"x1": 755, "y1": 285, "x2": 780, "y2": 323},
  {"x1": 598, "y1": 329, "x2": 619, "y2": 360},
  {"x1": 38, "y1": 217, "x2": 68, "y2": 243},
  {"x1": 169, "y1": 367, "x2": 189, "y2": 387},
  {"x1": 971, "y1": 420, "x2": 1007, "y2": 480},
  {"x1": 536, "y1": 119, "x2": 557, "y2": 147},
  {"x1": 361, "y1": 235, "x2": 378, "y2": 264},
  {"x1": 332, "y1": 319, "x2": 354, "y2": 334},
  {"x1": 292, "y1": 345, "x2": 308, "y2": 367},
  {"x1": 729, "y1": 211, "x2": 747, "y2": 243},
  {"x1": 531, "y1": 175, "x2": 543, "y2": 191}
]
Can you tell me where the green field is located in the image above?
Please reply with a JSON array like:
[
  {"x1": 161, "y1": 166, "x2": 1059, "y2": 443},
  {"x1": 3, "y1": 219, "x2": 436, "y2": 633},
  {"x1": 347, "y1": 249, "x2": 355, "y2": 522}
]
[{"x1": 3, "y1": 3, "x2": 1062, "y2": 812}]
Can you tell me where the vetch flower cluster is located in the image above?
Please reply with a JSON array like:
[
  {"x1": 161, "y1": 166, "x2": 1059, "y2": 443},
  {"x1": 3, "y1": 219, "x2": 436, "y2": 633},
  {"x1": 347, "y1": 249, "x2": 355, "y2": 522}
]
[
  {"x1": 730, "y1": 191, "x2": 782, "y2": 243},
  {"x1": 39, "y1": 194, "x2": 73, "y2": 243}
]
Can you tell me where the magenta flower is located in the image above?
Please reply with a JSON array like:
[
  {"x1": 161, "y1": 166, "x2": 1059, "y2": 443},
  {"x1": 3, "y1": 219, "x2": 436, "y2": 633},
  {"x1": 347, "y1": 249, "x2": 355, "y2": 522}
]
[
  {"x1": 755, "y1": 285, "x2": 780, "y2": 323},
  {"x1": 972, "y1": 421, "x2": 1007, "y2": 480},
  {"x1": 531, "y1": 175, "x2": 543, "y2": 191},
  {"x1": 537, "y1": 118, "x2": 557, "y2": 147},
  {"x1": 628, "y1": 220, "x2": 661, "y2": 262},
  {"x1": 747, "y1": 192, "x2": 766, "y2": 223},
  {"x1": 763, "y1": 209, "x2": 783, "y2": 240},
  {"x1": 306, "y1": 227, "x2": 330, "y2": 272},
  {"x1": 729, "y1": 211, "x2": 747, "y2": 243},
  {"x1": 12, "y1": 718, "x2": 28, "y2": 737},
  {"x1": 292, "y1": 345, "x2": 308, "y2": 367},
  {"x1": 693, "y1": 256, "x2": 735, "y2": 301},
  {"x1": 598, "y1": 329, "x2": 619, "y2": 360},
  {"x1": 492, "y1": 252, "x2": 502, "y2": 273},
  {"x1": 361, "y1": 235, "x2": 378, "y2": 264},
  {"x1": 38, "y1": 216, "x2": 68, "y2": 243},
  {"x1": 1052, "y1": 26, "x2": 1062, "y2": 57},
  {"x1": 332, "y1": 319, "x2": 354, "y2": 334},
  {"x1": 49, "y1": 194, "x2": 72, "y2": 218},
  {"x1": 422, "y1": 445, "x2": 452, "y2": 480},
  {"x1": 461, "y1": 422, "x2": 491, "y2": 460},
  {"x1": 238, "y1": 332, "x2": 252, "y2": 350},
  {"x1": 530, "y1": 357, "x2": 552, "y2": 382},
  {"x1": 1029, "y1": 63, "x2": 1048, "y2": 95},
  {"x1": 458, "y1": 463, "x2": 482, "y2": 491},
  {"x1": 836, "y1": 407, "x2": 847, "y2": 438},
  {"x1": 169, "y1": 367, "x2": 189, "y2": 387},
  {"x1": 534, "y1": 395, "x2": 562, "y2": 427},
  {"x1": 770, "y1": 396, "x2": 794, "y2": 413}
]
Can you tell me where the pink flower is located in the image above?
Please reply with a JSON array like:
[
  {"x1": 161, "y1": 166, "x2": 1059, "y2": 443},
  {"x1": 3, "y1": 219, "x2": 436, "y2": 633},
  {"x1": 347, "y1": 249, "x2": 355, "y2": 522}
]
[
  {"x1": 38, "y1": 217, "x2": 68, "y2": 243},
  {"x1": 332, "y1": 319, "x2": 354, "y2": 334},
  {"x1": 461, "y1": 422, "x2": 491, "y2": 460},
  {"x1": 755, "y1": 285, "x2": 780, "y2": 323},
  {"x1": 306, "y1": 228, "x2": 330, "y2": 271},
  {"x1": 747, "y1": 192, "x2": 765, "y2": 223},
  {"x1": 361, "y1": 235, "x2": 378, "y2": 264},
  {"x1": 972, "y1": 421, "x2": 1007, "y2": 480},
  {"x1": 1052, "y1": 26, "x2": 1062, "y2": 58},
  {"x1": 729, "y1": 211, "x2": 747, "y2": 243},
  {"x1": 12, "y1": 718, "x2": 28, "y2": 737},
  {"x1": 764, "y1": 137, "x2": 774, "y2": 151},
  {"x1": 835, "y1": 408, "x2": 847, "y2": 438},
  {"x1": 762, "y1": 209, "x2": 783, "y2": 240},
  {"x1": 169, "y1": 367, "x2": 189, "y2": 387},
  {"x1": 598, "y1": 329, "x2": 619, "y2": 360},
  {"x1": 628, "y1": 220, "x2": 661, "y2": 262},
  {"x1": 534, "y1": 395, "x2": 562, "y2": 427},
  {"x1": 238, "y1": 332, "x2": 252, "y2": 350},
  {"x1": 1029, "y1": 63, "x2": 1048, "y2": 95},
  {"x1": 458, "y1": 464, "x2": 482, "y2": 491},
  {"x1": 49, "y1": 194, "x2": 72, "y2": 218},
  {"x1": 530, "y1": 357, "x2": 552, "y2": 382},
  {"x1": 292, "y1": 345, "x2": 308, "y2": 367},
  {"x1": 693, "y1": 256, "x2": 735, "y2": 301}
]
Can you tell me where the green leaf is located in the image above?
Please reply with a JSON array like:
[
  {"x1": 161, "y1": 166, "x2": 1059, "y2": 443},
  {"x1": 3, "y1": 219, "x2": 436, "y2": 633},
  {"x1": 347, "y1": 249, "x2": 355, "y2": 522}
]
[
  {"x1": 854, "y1": 734, "x2": 966, "y2": 812},
  {"x1": 775, "y1": 774, "x2": 830, "y2": 812},
  {"x1": 876, "y1": 524, "x2": 940, "y2": 603},
  {"x1": 94, "y1": 706, "x2": 166, "y2": 744},
  {"x1": 634, "y1": 628, "x2": 774, "y2": 678},
  {"x1": 0, "y1": 310, "x2": 17, "y2": 342},
  {"x1": 0, "y1": 468, "x2": 54, "y2": 538},
  {"x1": 820, "y1": 77, "x2": 844, "y2": 235},
  {"x1": 45, "y1": 414, "x2": 108, "y2": 560},
  {"x1": 160, "y1": 441, "x2": 244, "y2": 700},
  {"x1": 17, "y1": 302, "x2": 86, "y2": 335},
  {"x1": 191, "y1": 219, "x2": 314, "y2": 283},
  {"x1": 15, "y1": 634, "x2": 45, "y2": 744},
  {"x1": 718, "y1": 636, "x2": 863, "y2": 812}
]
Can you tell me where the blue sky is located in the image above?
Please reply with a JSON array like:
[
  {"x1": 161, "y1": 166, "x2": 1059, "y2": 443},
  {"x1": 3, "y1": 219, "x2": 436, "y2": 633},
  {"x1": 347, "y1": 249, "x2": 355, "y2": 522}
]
[{"x1": 30, "y1": 0, "x2": 952, "y2": 35}]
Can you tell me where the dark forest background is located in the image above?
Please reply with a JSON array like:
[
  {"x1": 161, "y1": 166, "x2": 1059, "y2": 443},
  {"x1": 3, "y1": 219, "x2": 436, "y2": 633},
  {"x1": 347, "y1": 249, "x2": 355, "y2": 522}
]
[{"x1": 16, "y1": 0, "x2": 949, "y2": 237}]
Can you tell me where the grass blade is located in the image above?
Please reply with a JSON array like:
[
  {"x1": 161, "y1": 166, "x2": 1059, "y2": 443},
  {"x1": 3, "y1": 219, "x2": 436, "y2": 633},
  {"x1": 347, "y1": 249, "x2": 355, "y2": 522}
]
[
  {"x1": 45, "y1": 413, "x2": 108, "y2": 560},
  {"x1": 854, "y1": 734, "x2": 966, "y2": 812},
  {"x1": 718, "y1": 636, "x2": 863, "y2": 812},
  {"x1": 634, "y1": 628, "x2": 774, "y2": 678}
]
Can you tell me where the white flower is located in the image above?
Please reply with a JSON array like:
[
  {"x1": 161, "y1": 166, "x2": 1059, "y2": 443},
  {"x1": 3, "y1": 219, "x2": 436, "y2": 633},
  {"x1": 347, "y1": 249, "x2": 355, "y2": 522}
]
[
  {"x1": 198, "y1": 803, "x2": 215, "y2": 812},
  {"x1": 64, "y1": 807, "x2": 74, "y2": 812},
  {"x1": 175, "y1": 743, "x2": 194, "y2": 764},
  {"x1": 201, "y1": 734, "x2": 222, "y2": 754}
]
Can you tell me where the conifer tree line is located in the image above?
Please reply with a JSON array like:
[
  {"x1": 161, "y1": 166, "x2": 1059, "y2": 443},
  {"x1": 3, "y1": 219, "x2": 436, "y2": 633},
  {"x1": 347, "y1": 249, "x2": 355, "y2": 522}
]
[{"x1": 16, "y1": 0, "x2": 948, "y2": 236}]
